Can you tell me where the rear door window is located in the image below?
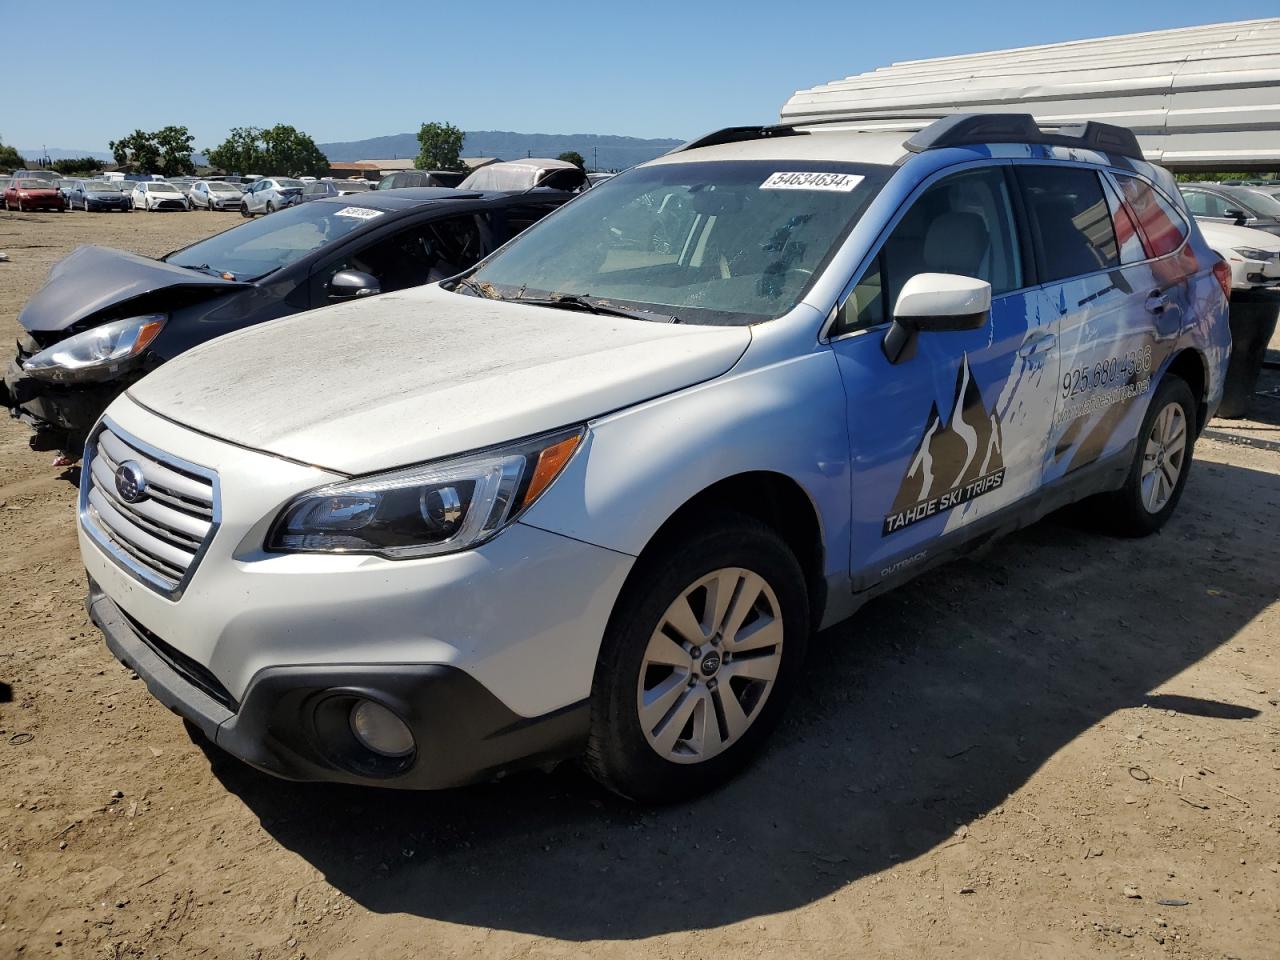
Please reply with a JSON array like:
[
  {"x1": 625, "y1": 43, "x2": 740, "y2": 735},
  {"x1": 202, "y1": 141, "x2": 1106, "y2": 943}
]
[
  {"x1": 1114, "y1": 175, "x2": 1188, "y2": 259},
  {"x1": 1016, "y1": 166, "x2": 1118, "y2": 282}
]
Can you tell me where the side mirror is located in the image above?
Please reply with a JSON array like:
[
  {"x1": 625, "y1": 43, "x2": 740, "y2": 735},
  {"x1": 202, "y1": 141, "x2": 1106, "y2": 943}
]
[
  {"x1": 882, "y1": 273, "x2": 991, "y2": 364},
  {"x1": 1223, "y1": 207, "x2": 1248, "y2": 226},
  {"x1": 328, "y1": 269, "x2": 381, "y2": 300}
]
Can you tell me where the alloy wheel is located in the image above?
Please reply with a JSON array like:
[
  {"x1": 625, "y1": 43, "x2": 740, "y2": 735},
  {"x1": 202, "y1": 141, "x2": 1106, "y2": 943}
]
[
  {"x1": 1141, "y1": 401, "x2": 1187, "y2": 513},
  {"x1": 636, "y1": 567, "x2": 784, "y2": 764}
]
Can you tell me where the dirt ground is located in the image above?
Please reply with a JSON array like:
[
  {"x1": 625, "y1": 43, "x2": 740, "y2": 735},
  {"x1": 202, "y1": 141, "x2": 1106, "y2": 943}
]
[{"x1": 0, "y1": 209, "x2": 1277, "y2": 960}]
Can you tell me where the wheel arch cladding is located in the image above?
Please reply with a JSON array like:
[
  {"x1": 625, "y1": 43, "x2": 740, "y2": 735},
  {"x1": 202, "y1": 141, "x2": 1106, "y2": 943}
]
[
  {"x1": 1163, "y1": 348, "x2": 1209, "y2": 432},
  {"x1": 636, "y1": 471, "x2": 827, "y2": 630}
]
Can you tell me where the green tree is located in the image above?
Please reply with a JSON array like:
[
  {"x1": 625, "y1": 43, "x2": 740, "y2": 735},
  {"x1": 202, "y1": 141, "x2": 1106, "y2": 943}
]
[
  {"x1": 109, "y1": 127, "x2": 194, "y2": 176},
  {"x1": 260, "y1": 124, "x2": 330, "y2": 178},
  {"x1": 415, "y1": 121, "x2": 465, "y2": 172},
  {"x1": 205, "y1": 126, "x2": 266, "y2": 175},
  {"x1": 52, "y1": 157, "x2": 104, "y2": 175},
  {"x1": 109, "y1": 129, "x2": 160, "y2": 173},
  {"x1": 0, "y1": 136, "x2": 24, "y2": 172},
  {"x1": 557, "y1": 150, "x2": 585, "y2": 169},
  {"x1": 206, "y1": 125, "x2": 329, "y2": 177},
  {"x1": 154, "y1": 125, "x2": 195, "y2": 176}
]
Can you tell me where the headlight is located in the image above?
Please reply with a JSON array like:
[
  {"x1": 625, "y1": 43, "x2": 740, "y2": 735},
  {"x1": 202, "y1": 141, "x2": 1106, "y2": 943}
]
[
  {"x1": 21, "y1": 314, "x2": 166, "y2": 382},
  {"x1": 1234, "y1": 246, "x2": 1278, "y2": 262},
  {"x1": 267, "y1": 426, "x2": 584, "y2": 558}
]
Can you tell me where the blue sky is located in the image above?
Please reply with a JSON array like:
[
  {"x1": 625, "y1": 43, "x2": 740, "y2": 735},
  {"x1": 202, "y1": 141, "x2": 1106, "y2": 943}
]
[{"x1": 8, "y1": 0, "x2": 1228, "y2": 154}]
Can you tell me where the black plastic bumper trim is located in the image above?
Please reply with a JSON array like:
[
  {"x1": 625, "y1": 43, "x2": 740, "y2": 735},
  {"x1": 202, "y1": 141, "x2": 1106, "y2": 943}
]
[{"x1": 86, "y1": 581, "x2": 590, "y2": 789}]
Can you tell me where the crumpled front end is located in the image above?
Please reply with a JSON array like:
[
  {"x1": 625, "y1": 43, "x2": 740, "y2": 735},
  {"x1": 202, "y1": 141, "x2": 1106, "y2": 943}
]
[{"x1": 2, "y1": 331, "x2": 134, "y2": 453}]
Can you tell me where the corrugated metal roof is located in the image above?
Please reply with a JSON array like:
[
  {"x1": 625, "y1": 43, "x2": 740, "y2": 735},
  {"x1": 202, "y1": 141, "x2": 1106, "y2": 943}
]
[{"x1": 779, "y1": 18, "x2": 1280, "y2": 170}]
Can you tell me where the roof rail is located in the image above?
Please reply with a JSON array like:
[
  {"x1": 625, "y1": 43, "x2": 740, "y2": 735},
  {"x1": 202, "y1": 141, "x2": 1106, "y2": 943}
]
[
  {"x1": 670, "y1": 124, "x2": 807, "y2": 154},
  {"x1": 903, "y1": 113, "x2": 1144, "y2": 160},
  {"x1": 669, "y1": 113, "x2": 1145, "y2": 162}
]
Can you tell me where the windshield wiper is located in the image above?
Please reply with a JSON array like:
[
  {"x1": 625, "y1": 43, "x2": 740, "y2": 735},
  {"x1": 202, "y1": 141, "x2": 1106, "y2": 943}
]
[
  {"x1": 514, "y1": 293, "x2": 679, "y2": 324},
  {"x1": 179, "y1": 263, "x2": 229, "y2": 279}
]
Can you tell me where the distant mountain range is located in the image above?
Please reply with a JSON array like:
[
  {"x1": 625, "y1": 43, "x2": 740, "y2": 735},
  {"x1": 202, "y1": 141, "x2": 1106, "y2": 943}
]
[
  {"x1": 318, "y1": 130, "x2": 685, "y2": 171},
  {"x1": 19, "y1": 129, "x2": 685, "y2": 172},
  {"x1": 19, "y1": 147, "x2": 114, "y2": 162}
]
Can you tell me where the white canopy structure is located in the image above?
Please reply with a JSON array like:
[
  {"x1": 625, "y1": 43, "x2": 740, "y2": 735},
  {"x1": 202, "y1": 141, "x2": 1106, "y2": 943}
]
[{"x1": 779, "y1": 18, "x2": 1280, "y2": 171}]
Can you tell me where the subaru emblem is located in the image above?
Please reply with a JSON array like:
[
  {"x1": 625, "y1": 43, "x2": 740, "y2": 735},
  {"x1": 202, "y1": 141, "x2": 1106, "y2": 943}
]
[{"x1": 115, "y1": 460, "x2": 147, "y2": 503}]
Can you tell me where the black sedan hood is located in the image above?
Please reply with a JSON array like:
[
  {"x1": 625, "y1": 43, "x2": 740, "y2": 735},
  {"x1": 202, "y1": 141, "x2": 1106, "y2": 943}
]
[{"x1": 19, "y1": 245, "x2": 246, "y2": 333}]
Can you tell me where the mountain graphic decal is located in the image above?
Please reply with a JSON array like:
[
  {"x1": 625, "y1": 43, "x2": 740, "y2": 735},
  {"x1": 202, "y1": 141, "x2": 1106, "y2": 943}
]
[{"x1": 883, "y1": 354, "x2": 1006, "y2": 536}]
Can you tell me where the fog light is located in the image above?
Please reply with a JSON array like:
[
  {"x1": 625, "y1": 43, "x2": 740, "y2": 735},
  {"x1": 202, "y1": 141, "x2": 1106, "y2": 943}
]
[{"x1": 348, "y1": 700, "x2": 414, "y2": 757}]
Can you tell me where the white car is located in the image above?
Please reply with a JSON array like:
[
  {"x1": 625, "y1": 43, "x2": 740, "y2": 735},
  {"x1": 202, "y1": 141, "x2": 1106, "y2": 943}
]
[
  {"x1": 131, "y1": 181, "x2": 190, "y2": 212},
  {"x1": 1195, "y1": 220, "x2": 1280, "y2": 292},
  {"x1": 239, "y1": 177, "x2": 306, "y2": 216},
  {"x1": 188, "y1": 180, "x2": 244, "y2": 211},
  {"x1": 79, "y1": 113, "x2": 1230, "y2": 802}
]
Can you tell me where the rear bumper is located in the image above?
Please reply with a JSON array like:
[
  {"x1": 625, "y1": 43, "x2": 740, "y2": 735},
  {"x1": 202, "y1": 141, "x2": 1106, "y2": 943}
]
[{"x1": 88, "y1": 581, "x2": 590, "y2": 789}]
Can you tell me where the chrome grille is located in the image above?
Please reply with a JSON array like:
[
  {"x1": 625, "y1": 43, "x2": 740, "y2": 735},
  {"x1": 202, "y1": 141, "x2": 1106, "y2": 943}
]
[{"x1": 80, "y1": 421, "x2": 220, "y2": 598}]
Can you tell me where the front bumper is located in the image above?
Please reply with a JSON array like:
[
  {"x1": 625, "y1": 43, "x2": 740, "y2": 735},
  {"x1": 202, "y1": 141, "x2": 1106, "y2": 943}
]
[
  {"x1": 2, "y1": 353, "x2": 127, "y2": 452},
  {"x1": 79, "y1": 397, "x2": 635, "y2": 785},
  {"x1": 88, "y1": 582, "x2": 590, "y2": 788}
]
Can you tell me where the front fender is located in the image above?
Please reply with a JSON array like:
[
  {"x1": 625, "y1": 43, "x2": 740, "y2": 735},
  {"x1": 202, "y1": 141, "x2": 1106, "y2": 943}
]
[{"x1": 519, "y1": 346, "x2": 852, "y2": 592}]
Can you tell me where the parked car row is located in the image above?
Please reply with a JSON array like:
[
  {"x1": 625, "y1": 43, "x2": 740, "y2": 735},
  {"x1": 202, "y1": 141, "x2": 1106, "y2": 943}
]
[{"x1": 1, "y1": 115, "x2": 1234, "y2": 804}]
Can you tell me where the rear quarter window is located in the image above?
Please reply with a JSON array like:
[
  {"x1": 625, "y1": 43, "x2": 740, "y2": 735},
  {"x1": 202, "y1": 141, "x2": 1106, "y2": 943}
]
[{"x1": 1115, "y1": 175, "x2": 1188, "y2": 259}]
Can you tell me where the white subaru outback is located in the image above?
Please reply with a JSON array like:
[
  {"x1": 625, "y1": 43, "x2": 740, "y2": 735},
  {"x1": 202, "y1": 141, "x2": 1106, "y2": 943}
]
[{"x1": 80, "y1": 114, "x2": 1230, "y2": 801}]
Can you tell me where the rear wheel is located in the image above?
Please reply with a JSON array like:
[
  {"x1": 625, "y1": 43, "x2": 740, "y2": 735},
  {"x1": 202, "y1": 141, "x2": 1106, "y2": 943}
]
[
  {"x1": 585, "y1": 514, "x2": 808, "y2": 802},
  {"x1": 1102, "y1": 375, "x2": 1197, "y2": 537}
]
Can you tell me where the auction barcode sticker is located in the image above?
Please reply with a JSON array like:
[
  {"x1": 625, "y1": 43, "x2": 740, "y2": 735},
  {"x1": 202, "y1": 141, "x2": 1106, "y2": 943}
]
[
  {"x1": 333, "y1": 206, "x2": 384, "y2": 220},
  {"x1": 760, "y1": 172, "x2": 864, "y2": 192}
]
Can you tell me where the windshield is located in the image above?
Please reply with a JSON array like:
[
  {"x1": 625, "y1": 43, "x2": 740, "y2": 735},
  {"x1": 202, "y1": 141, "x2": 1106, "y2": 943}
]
[
  {"x1": 276, "y1": 178, "x2": 305, "y2": 190},
  {"x1": 18, "y1": 180, "x2": 51, "y2": 189},
  {"x1": 151, "y1": 183, "x2": 180, "y2": 194},
  {"x1": 1240, "y1": 189, "x2": 1280, "y2": 217},
  {"x1": 86, "y1": 181, "x2": 117, "y2": 191},
  {"x1": 165, "y1": 200, "x2": 383, "y2": 279},
  {"x1": 209, "y1": 182, "x2": 240, "y2": 193},
  {"x1": 466, "y1": 160, "x2": 889, "y2": 325}
]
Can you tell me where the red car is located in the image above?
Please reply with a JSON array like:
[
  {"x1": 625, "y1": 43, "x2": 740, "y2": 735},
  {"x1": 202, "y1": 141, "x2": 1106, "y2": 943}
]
[{"x1": 2, "y1": 178, "x2": 66, "y2": 212}]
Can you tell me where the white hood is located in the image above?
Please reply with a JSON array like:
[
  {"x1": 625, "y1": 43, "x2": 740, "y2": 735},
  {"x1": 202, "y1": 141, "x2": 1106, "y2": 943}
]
[
  {"x1": 127, "y1": 284, "x2": 751, "y2": 474},
  {"x1": 1196, "y1": 219, "x2": 1280, "y2": 252}
]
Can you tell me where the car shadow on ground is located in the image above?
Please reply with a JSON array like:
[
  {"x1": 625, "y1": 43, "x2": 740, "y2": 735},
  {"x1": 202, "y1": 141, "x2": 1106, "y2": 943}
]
[{"x1": 204, "y1": 457, "x2": 1278, "y2": 940}]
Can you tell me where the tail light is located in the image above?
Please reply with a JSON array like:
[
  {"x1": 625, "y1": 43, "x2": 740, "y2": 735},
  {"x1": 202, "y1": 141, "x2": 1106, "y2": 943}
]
[{"x1": 1211, "y1": 259, "x2": 1232, "y2": 300}]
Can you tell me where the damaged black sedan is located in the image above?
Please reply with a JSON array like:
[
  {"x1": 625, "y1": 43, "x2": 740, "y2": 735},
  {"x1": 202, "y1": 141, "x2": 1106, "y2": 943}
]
[{"x1": 3, "y1": 187, "x2": 573, "y2": 458}]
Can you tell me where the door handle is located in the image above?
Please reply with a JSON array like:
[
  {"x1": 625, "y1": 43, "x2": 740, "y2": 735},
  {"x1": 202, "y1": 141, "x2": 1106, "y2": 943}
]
[
  {"x1": 1145, "y1": 290, "x2": 1169, "y2": 314},
  {"x1": 1017, "y1": 332, "x2": 1057, "y2": 358}
]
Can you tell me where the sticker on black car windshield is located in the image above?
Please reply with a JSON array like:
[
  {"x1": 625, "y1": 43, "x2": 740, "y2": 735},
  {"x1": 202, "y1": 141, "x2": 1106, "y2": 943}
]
[
  {"x1": 333, "y1": 206, "x2": 383, "y2": 220},
  {"x1": 760, "y1": 172, "x2": 864, "y2": 192}
]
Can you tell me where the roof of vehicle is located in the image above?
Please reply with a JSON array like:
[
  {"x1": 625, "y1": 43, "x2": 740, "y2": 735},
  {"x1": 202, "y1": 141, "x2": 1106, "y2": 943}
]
[
  {"x1": 651, "y1": 114, "x2": 1147, "y2": 172},
  {"x1": 315, "y1": 187, "x2": 483, "y2": 211},
  {"x1": 458, "y1": 159, "x2": 584, "y2": 191},
  {"x1": 646, "y1": 129, "x2": 912, "y2": 168}
]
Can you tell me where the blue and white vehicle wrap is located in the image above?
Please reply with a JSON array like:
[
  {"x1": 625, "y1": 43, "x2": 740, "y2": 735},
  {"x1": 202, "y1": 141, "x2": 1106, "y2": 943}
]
[{"x1": 529, "y1": 139, "x2": 1229, "y2": 619}]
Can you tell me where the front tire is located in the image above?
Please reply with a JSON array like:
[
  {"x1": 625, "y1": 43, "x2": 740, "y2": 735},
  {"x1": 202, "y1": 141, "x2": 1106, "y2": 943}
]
[
  {"x1": 1103, "y1": 375, "x2": 1197, "y2": 537},
  {"x1": 240, "y1": 202, "x2": 250, "y2": 218},
  {"x1": 585, "y1": 514, "x2": 808, "y2": 802}
]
